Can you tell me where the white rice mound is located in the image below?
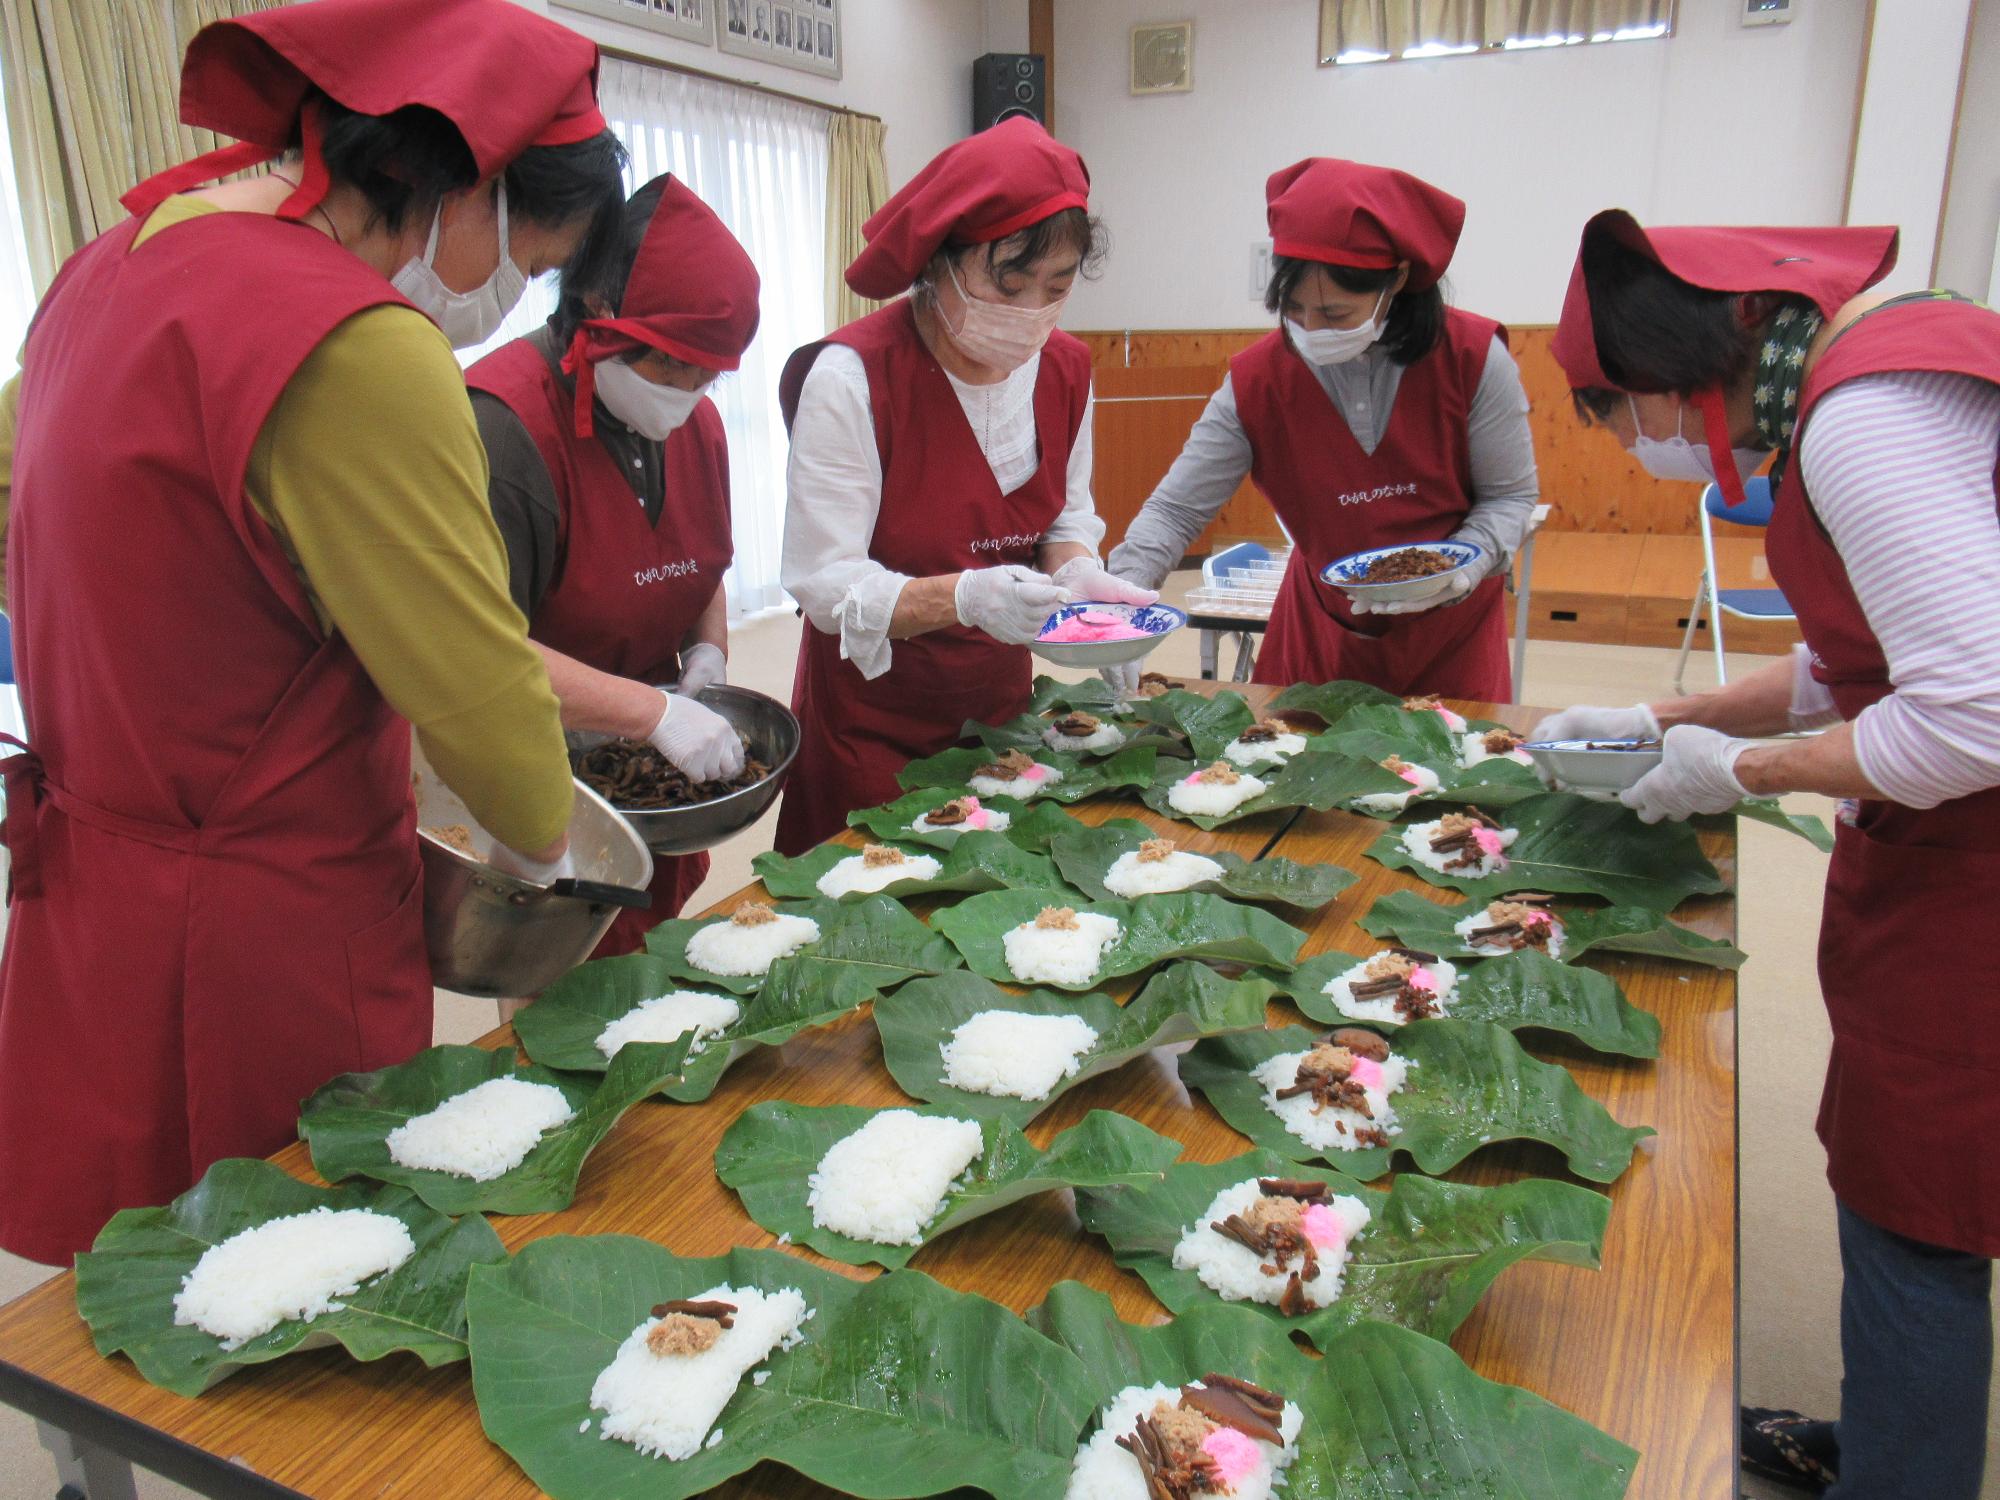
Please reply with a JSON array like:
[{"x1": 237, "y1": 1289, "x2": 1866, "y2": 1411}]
[
  {"x1": 1101, "y1": 848, "x2": 1225, "y2": 898},
  {"x1": 1002, "y1": 911, "x2": 1122, "y2": 986},
  {"x1": 685, "y1": 912, "x2": 820, "y2": 976},
  {"x1": 1251, "y1": 1049, "x2": 1414, "y2": 1154},
  {"x1": 1454, "y1": 905, "x2": 1566, "y2": 958},
  {"x1": 385, "y1": 1076, "x2": 576, "y2": 1181},
  {"x1": 969, "y1": 763, "x2": 1065, "y2": 800},
  {"x1": 1044, "y1": 723, "x2": 1127, "y2": 753},
  {"x1": 940, "y1": 1009, "x2": 1100, "y2": 1100},
  {"x1": 815, "y1": 849, "x2": 942, "y2": 899},
  {"x1": 1353, "y1": 763, "x2": 1442, "y2": 817},
  {"x1": 173, "y1": 1207, "x2": 416, "y2": 1350},
  {"x1": 590, "y1": 1282, "x2": 809, "y2": 1461},
  {"x1": 595, "y1": 990, "x2": 742, "y2": 1061},
  {"x1": 1457, "y1": 730, "x2": 1535, "y2": 769},
  {"x1": 1167, "y1": 771, "x2": 1267, "y2": 819},
  {"x1": 1398, "y1": 818, "x2": 1517, "y2": 879},
  {"x1": 1171, "y1": 1178, "x2": 1371, "y2": 1311},
  {"x1": 807, "y1": 1110, "x2": 984, "y2": 1245},
  {"x1": 1322, "y1": 956, "x2": 1460, "y2": 1024},
  {"x1": 1223, "y1": 732, "x2": 1308, "y2": 768},
  {"x1": 1064, "y1": 1380, "x2": 1305, "y2": 1500},
  {"x1": 911, "y1": 806, "x2": 1011, "y2": 837}
]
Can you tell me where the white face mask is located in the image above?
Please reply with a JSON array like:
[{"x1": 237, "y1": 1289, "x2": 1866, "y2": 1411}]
[
  {"x1": 1627, "y1": 395, "x2": 1765, "y2": 484},
  {"x1": 1285, "y1": 288, "x2": 1388, "y2": 368},
  {"x1": 938, "y1": 259, "x2": 1066, "y2": 373},
  {"x1": 392, "y1": 182, "x2": 529, "y2": 350},
  {"x1": 594, "y1": 358, "x2": 704, "y2": 441}
]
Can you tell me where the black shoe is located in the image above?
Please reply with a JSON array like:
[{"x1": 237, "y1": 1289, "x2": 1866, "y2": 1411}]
[{"x1": 1741, "y1": 1406, "x2": 1839, "y2": 1492}]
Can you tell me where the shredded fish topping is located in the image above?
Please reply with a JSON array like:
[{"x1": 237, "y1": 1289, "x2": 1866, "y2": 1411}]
[
  {"x1": 1137, "y1": 837, "x2": 1177, "y2": 864},
  {"x1": 730, "y1": 901, "x2": 779, "y2": 927},
  {"x1": 1194, "y1": 760, "x2": 1241, "y2": 786},
  {"x1": 1034, "y1": 905, "x2": 1081, "y2": 931},
  {"x1": 860, "y1": 844, "x2": 906, "y2": 868}
]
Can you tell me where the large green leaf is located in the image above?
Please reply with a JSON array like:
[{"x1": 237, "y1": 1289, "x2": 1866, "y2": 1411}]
[
  {"x1": 1369, "y1": 791, "x2": 1729, "y2": 912},
  {"x1": 1181, "y1": 1023, "x2": 1653, "y2": 1182},
  {"x1": 1027, "y1": 673, "x2": 1126, "y2": 716},
  {"x1": 1141, "y1": 751, "x2": 1412, "y2": 830},
  {"x1": 514, "y1": 953, "x2": 878, "y2": 1102},
  {"x1": 1125, "y1": 687, "x2": 1257, "y2": 760},
  {"x1": 644, "y1": 893, "x2": 962, "y2": 994},
  {"x1": 1049, "y1": 817, "x2": 1357, "y2": 911},
  {"x1": 1266, "y1": 679, "x2": 1402, "y2": 726},
  {"x1": 74, "y1": 1158, "x2": 505, "y2": 1397},
  {"x1": 1267, "y1": 947, "x2": 1661, "y2": 1058},
  {"x1": 751, "y1": 830, "x2": 1068, "y2": 904},
  {"x1": 1718, "y1": 797, "x2": 1836, "y2": 851},
  {"x1": 846, "y1": 788, "x2": 1081, "y2": 853},
  {"x1": 930, "y1": 887, "x2": 1307, "y2": 991},
  {"x1": 1358, "y1": 888, "x2": 1747, "y2": 969},
  {"x1": 1028, "y1": 1282, "x2": 1638, "y2": 1499},
  {"x1": 467, "y1": 1236, "x2": 1098, "y2": 1500},
  {"x1": 299, "y1": 1040, "x2": 689, "y2": 1216},
  {"x1": 895, "y1": 743, "x2": 1157, "y2": 803},
  {"x1": 1075, "y1": 1147, "x2": 1609, "y2": 1349},
  {"x1": 873, "y1": 963, "x2": 1277, "y2": 1124},
  {"x1": 1321, "y1": 701, "x2": 1462, "y2": 764},
  {"x1": 713, "y1": 1105, "x2": 1181, "y2": 1269}
]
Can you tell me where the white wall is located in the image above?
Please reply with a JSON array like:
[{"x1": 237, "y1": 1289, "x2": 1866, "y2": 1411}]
[
  {"x1": 1936, "y1": 0, "x2": 2000, "y2": 300},
  {"x1": 1054, "y1": 0, "x2": 1869, "y2": 331}
]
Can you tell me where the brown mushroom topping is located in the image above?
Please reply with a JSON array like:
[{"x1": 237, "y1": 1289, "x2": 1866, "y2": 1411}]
[
  {"x1": 976, "y1": 748, "x2": 1038, "y2": 781},
  {"x1": 1136, "y1": 837, "x2": 1178, "y2": 864},
  {"x1": 860, "y1": 844, "x2": 907, "y2": 868},
  {"x1": 1237, "y1": 718, "x2": 1291, "y2": 745},
  {"x1": 730, "y1": 901, "x2": 779, "y2": 927},
  {"x1": 1050, "y1": 711, "x2": 1102, "y2": 737},
  {"x1": 1137, "y1": 671, "x2": 1175, "y2": 697},
  {"x1": 1033, "y1": 905, "x2": 1081, "y2": 932},
  {"x1": 1181, "y1": 1374, "x2": 1287, "y2": 1445},
  {"x1": 1329, "y1": 1027, "x2": 1392, "y2": 1063},
  {"x1": 1467, "y1": 899, "x2": 1558, "y2": 951},
  {"x1": 1482, "y1": 728, "x2": 1526, "y2": 754},
  {"x1": 1402, "y1": 694, "x2": 1446, "y2": 713},
  {"x1": 925, "y1": 797, "x2": 975, "y2": 827},
  {"x1": 1194, "y1": 760, "x2": 1241, "y2": 786},
  {"x1": 1350, "y1": 949, "x2": 1444, "y2": 1020}
]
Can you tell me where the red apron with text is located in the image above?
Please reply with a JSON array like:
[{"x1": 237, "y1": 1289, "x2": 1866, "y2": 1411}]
[
  {"x1": 467, "y1": 340, "x2": 733, "y2": 954},
  {"x1": 0, "y1": 212, "x2": 432, "y2": 1263},
  {"x1": 772, "y1": 300, "x2": 1085, "y2": 855},
  {"x1": 1766, "y1": 295, "x2": 2000, "y2": 1256},
  {"x1": 1232, "y1": 309, "x2": 1511, "y2": 699}
]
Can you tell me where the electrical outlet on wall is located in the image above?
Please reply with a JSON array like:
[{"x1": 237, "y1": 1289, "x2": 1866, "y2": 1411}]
[{"x1": 1250, "y1": 240, "x2": 1274, "y2": 300}]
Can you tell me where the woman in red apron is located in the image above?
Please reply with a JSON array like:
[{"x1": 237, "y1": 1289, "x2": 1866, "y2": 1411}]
[
  {"x1": 772, "y1": 117, "x2": 1150, "y2": 855},
  {"x1": 1539, "y1": 211, "x2": 2000, "y2": 1498},
  {"x1": 1105, "y1": 159, "x2": 1539, "y2": 700},
  {"x1": 0, "y1": 0, "x2": 624, "y2": 1264},
  {"x1": 469, "y1": 176, "x2": 759, "y2": 959}
]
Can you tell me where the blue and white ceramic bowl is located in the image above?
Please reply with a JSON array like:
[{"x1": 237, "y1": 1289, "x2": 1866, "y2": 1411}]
[
  {"x1": 1030, "y1": 600, "x2": 1188, "y2": 668},
  {"x1": 1521, "y1": 737, "x2": 1664, "y2": 800},
  {"x1": 1321, "y1": 540, "x2": 1483, "y2": 605}
]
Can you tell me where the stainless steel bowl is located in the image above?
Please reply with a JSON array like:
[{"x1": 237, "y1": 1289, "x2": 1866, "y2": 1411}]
[
  {"x1": 413, "y1": 742, "x2": 654, "y2": 998},
  {"x1": 576, "y1": 684, "x2": 800, "y2": 856}
]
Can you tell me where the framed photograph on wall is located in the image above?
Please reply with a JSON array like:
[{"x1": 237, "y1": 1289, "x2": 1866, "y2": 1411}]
[
  {"x1": 554, "y1": 0, "x2": 714, "y2": 47},
  {"x1": 718, "y1": 0, "x2": 841, "y2": 78},
  {"x1": 1130, "y1": 20, "x2": 1194, "y2": 95}
]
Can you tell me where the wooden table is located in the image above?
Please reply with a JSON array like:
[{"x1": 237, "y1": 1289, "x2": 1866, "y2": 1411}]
[{"x1": 0, "y1": 683, "x2": 1737, "y2": 1499}]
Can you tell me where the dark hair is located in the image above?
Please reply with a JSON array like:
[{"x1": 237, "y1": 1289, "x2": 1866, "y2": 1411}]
[
  {"x1": 306, "y1": 89, "x2": 627, "y2": 240},
  {"x1": 927, "y1": 206, "x2": 1109, "y2": 293},
  {"x1": 1264, "y1": 255, "x2": 1443, "y2": 365},
  {"x1": 552, "y1": 176, "x2": 668, "y2": 343}
]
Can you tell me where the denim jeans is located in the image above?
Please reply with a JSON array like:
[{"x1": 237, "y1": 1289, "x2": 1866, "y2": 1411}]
[{"x1": 1825, "y1": 1198, "x2": 1993, "y2": 1498}]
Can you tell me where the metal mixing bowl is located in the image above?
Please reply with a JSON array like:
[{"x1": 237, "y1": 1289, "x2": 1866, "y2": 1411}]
[
  {"x1": 574, "y1": 684, "x2": 800, "y2": 856},
  {"x1": 413, "y1": 742, "x2": 654, "y2": 998}
]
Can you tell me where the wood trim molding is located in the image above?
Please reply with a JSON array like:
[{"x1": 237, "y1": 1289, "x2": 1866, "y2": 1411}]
[
  {"x1": 1839, "y1": 0, "x2": 1878, "y2": 225},
  {"x1": 1932, "y1": 0, "x2": 1982, "y2": 283},
  {"x1": 1029, "y1": 0, "x2": 1056, "y2": 132}
]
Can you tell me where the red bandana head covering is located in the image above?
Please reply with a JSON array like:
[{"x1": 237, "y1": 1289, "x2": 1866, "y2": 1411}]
[
  {"x1": 122, "y1": 0, "x2": 606, "y2": 222},
  {"x1": 561, "y1": 175, "x2": 762, "y2": 438},
  {"x1": 1551, "y1": 208, "x2": 1898, "y2": 504},
  {"x1": 844, "y1": 116, "x2": 1090, "y2": 301},
  {"x1": 1264, "y1": 158, "x2": 1464, "y2": 293}
]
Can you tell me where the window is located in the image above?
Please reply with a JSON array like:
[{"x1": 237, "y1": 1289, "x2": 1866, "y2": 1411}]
[
  {"x1": 1320, "y1": 0, "x2": 1672, "y2": 66},
  {"x1": 0, "y1": 63, "x2": 38, "y2": 378}
]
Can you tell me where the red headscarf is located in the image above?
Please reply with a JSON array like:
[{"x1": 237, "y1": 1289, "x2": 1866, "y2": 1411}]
[
  {"x1": 1264, "y1": 158, "x2": 1464, "y2": 293},
  {"x1": 121, "y1": 0, "x2": 606, "y2": 222},
  {"x1": 844, "y1": 117, "x2": 1090, "y2": 301},
  {"x1": 1552, "y1": 208, "x2": 1899, "y2": 503},
  {"x1": 561, "y1": 176, "x2": 762, "y2": 438}
]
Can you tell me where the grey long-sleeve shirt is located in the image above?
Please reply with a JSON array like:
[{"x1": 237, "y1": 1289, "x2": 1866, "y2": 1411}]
[{"x1": 1107, "y1": 334, "x2": 1539, "y2": 588}]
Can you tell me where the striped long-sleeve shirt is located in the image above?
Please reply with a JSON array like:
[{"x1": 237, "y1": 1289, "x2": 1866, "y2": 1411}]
[{"x1": 1796, "y1": 369, "x2": 2000, "y2": 809}]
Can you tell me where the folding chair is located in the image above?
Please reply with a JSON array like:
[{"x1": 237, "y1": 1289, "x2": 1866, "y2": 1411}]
[{"x1": 1671, "y1": 476, "x2": 1795, "y2": 693}]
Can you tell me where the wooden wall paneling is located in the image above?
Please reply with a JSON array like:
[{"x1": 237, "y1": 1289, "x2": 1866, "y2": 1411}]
[
  {"x1": 1625, "y1": 534, "x2": 1802, "y2": 655},
  {"x1": 1090, "y1": 363, "x2": 1283, "y2": 554}
]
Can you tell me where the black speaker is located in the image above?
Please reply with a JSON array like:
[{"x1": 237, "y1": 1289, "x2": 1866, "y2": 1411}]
[{"x1": 972, "y1": 52, "x2": 1046, "y2": 132}]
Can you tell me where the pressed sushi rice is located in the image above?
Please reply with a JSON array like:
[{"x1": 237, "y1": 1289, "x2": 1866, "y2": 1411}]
[
  {"x1": 814, "y1": 846, "x2": 942, "y2": 898},
  {"x1": 1252, "y1": 1047, "x2": 1413, "y2": 1153},
  {"x1": 595, "y1": 990, "x2": 742, "y2": 1060},
  {"x1": 911, "y1": 799, "x2": 1011, "y2": 837},
  {"x1": 1101, "y1": 845, "x2": 1224, "y2": 898},
  {"x1": 589, "y1": 1283, "x2": 809, "y2": 1460},
  {"x1": 968, "y1": 763, "x2": 1064, "y2": 800},
  {"x1": 1454, "y1": 900, "x2": 1566, "y2": 956},
  {"x1": 1353, "y1": 758, "x2": 1441, "y2": 816},
  {"x1": 939, "y1": 1009, "x2": 1100, "y2": 1100},
  {"x1": 1321, "y1": 953, "x2": 1459, "y2": 1024},
  {"x1": 1166, "y1": 765, "x2": 1267, "y2": 819},
  {"x1": 1457, "y1": 729, "x2": 1534, "y2": 768},
  {"x1": 1222, "y1": 731, "x2": 1308, "y2": 768},
  {"x1": 806, "y1": 1110, "x2": 984, "y2": 1244},
  {"x1": 1044, "y1": 721, "x2": 1127, "y2": 753},
  {"x1": 384, "y1": 1075, "x2": 575, "y2": 1181},
  {"x1": 1398, "y1": 816, "x2": 1516, "y2": 878},
  {"x1": 685, "y1": 908, "x2": 820, "y2": 976},
  {"x1": 1171, "y1": 1178, "x2": 1371, "y2": 1311},
  {"x1": 173, "y1": 1207, "x2": 416, "y2": 1350},
  {"x1": 1065, "y1": 1379, "x2": 1305, "y2": 1500},
  {"x1": 1001, "y1": 907, "x2": 1122, "y2": 986}
]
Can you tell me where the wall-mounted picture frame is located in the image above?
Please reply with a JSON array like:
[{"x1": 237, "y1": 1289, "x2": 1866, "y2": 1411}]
[
  {"x1": 554, "y1": 0, "x2": 714, "y2": 47},
  {"x1": 1130, "y1": 20, "x2": 1193, "y2": 95},
  {"x1": 718, "y1": 0, "x2": 842, "y2": 79}
]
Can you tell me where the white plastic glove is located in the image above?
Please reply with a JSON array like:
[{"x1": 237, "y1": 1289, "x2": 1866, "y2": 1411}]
[
  {"x1": 645, "y1": 688, "x2": 746, "y2": 782},
  {"x1": 1050, "y1": 555, "x2": 1161, "y2": 607},
  {"x1": 490, "y1": 842, "x2": 575, "y2": 887},
  {"x1": 1348, "y1": 569, "x2": 1476, "y2": 616},
  {"x1": 1620, "y1": 724, "x2": 1754, "y2": 823},
  {"x1": 1100, "y1": 659, "x2": 1143, "y2": 698},
  {"x1": 954, "y1": 564, "x2": 1075, "y2": 646},
  {"x1": 676, "y1": 641, "x2": 728, "y2": 697},
  {"x1": 1528, "y1": 703, "x2": 1662, "y2": 744}
]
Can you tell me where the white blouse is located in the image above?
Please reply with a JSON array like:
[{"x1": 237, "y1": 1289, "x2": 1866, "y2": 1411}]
[{"x1": 780, "y1": 342, "x2": 1105, "y2": 679}]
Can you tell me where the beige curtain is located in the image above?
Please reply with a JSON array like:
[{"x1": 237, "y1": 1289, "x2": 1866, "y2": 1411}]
[
  {"x1": 1320, "y1": 0, "x2": 1667, "y2": 58},
  {"x1": 823, "y1": 110, "x2": 888, "y2": 334}
]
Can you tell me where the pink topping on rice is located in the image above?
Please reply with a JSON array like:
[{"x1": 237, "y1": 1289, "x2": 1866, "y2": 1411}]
[{"x1": 1200, "y1": 1425, "x2": 1265, "y2": 1486}]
